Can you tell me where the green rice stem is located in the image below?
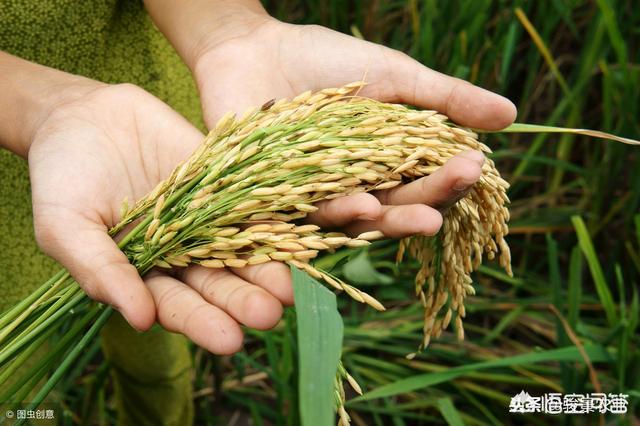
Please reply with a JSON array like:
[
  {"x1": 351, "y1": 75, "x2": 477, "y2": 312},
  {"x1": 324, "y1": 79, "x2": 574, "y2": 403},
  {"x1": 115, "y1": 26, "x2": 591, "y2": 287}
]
[
  {"x1": 17, "y1": 306, "x2": 112, "y2": 424},
  {"x1": 0, "y1": 291, "x2": 86, "y2": 369},
  {"x1": 0, "y1": 325, "x2": 57, "y2": 392},
  {"x1": 0, "y1": 270, "x2": 68, "y2": 332}
]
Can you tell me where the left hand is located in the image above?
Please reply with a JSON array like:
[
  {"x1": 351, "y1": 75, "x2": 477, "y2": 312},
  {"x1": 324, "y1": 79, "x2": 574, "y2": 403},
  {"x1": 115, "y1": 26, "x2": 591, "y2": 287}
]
[{"x1": 191, "y1": 17, "x2": 516, "y2": 238}]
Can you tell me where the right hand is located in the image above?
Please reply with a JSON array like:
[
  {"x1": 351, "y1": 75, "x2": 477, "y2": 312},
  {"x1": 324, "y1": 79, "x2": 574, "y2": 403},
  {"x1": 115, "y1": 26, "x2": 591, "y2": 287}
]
[{"x1": 191, "y1": 17, "x2": 504, "y2": 248}]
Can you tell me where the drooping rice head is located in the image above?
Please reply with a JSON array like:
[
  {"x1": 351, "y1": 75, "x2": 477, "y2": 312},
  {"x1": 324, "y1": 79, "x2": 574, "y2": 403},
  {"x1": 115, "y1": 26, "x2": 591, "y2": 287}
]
[{"x1": 114, "y1": 82, "x2": 511, "y2": 349}]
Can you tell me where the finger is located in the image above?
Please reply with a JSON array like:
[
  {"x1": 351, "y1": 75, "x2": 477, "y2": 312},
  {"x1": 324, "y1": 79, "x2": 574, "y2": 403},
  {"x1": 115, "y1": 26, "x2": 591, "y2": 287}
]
[
  {"x1": 145, "y1": 273, "x2": 244, "y2": 355},
  {"x1": 375, "y1": 150, "x2": 485, "y2": 210},
  {"x1": 231, "y1": 262, "x2": 294, "y2": 306},
  {"x1": 343, "y1": 204, "x2": 443, "y2": 238},
  {"x1": 34, "y1": 209, "x2": 155, "y2": 331},
  {"x1": 306, "y1": 192, "x2": 382, "y2": 228},
  {"x1": 379, "y1": 48, "x2": 517, "y2": 130},
  {"x1": 181, "y1": 266, "x2": 283, "y2": 329}
]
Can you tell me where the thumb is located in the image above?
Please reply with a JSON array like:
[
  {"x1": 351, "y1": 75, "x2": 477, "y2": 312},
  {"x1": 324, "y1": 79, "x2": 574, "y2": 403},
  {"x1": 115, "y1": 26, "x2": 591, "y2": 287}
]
[
  {"x1": 34, "y1": 208, "x2": 156, "y2": 331},
  {"x1": 378, "y1": 48, "x2": 517, "y2": 130}
]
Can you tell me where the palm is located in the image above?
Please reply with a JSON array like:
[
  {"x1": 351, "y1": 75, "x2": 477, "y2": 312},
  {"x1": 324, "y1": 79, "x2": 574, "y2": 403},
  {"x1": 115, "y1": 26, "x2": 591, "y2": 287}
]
[
  {"x1": 29, "y1": 87, "x2": 202, "y2": 227},
  {"x1": 28, "y1": 84, "x2": 296, "y2": 354},
  {"x1": 30, "y1": 85, "x2": 200, "y2": 230}
]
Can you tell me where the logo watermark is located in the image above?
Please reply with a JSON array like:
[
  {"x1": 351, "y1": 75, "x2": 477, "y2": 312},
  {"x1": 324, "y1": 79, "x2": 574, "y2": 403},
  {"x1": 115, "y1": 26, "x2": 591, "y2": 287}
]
[
  {"x1": 509, "y1": 391, "x2": 628, "y2": 415},
  {"x1": 1, "y1": 404, "x2": 60, "y2": 425}
]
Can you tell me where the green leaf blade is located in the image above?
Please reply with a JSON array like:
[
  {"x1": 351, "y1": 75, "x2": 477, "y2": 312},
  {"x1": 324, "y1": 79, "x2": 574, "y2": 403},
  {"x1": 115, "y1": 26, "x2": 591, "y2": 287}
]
[
  {"x1": 292, "y1": 265, "x2": 344, "y2": 426},
  {"x1": 571, "y1": 215, "x2": 618, "y2": 327},
  {"x1": 354, "y1": 345, "x2": 612, "y2": 402},
  {"x1": 436, "y1": 397, "x2": 465, "y2": 426}
]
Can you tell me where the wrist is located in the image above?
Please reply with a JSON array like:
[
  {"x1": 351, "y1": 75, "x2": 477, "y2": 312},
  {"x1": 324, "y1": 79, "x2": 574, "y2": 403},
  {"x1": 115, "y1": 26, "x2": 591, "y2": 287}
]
[
  {"x1": 0, "y1": 51, "x2": 103, "y2": 157},
  {"x1": 145, "y1": 0, "x2": 272, "y2": 72},
  {"x1": 191, "y1": 17, "x2": 284, "y2": 90},
  {"x1": 190, "y1": 11, "x2": 275, "y2": 70}
]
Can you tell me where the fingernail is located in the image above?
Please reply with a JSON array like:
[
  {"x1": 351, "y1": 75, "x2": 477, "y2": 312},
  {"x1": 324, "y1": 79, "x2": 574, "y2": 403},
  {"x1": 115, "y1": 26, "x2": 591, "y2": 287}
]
[
  {"x1": 459, "y1": 150, "x2": 485, "y2": 165},
  {"x1": 453, "y1": 179, "x2": 475, "y2": 192}
]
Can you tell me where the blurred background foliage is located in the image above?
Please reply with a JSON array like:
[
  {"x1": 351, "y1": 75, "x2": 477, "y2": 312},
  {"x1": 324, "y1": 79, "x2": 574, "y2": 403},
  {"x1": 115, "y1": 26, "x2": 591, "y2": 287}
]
[{"x1": 61, "y1": 1, "x2": 639, "y2": 425}]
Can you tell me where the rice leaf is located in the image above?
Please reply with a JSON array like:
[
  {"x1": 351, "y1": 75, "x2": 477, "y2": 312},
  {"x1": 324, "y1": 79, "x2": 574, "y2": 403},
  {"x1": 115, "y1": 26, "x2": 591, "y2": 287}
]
[
  {"x1": 567, "y1": 246, "x2": 583, "y2": 329},
  {"x1": 494, "y1": 123, "x2": 640, "y2": 145},
  {"x1": 514, "y1": 7, "x2": 570, "y2": 94},
  {"x1": 292, "y1": 266, "x2": 344, "y2": 426},
  {"x1": 436, "y1": 398, "x2": 465, "y2": 426},
  {"x1": 571, "y1": 216, "x2": 618, "y2": 326},
  {"x1": 594, "y1": 0, "x2": 628, "y2": 66},
  {"x1": 343, "y1": 250, "x2": 393, "y2": 285},
  {"x1": 354, "y1": 344, "x2": 611, "y2": 401}
]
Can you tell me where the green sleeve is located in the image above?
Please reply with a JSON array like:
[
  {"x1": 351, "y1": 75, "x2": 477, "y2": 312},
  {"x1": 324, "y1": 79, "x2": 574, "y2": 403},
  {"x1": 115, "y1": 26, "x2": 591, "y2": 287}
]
[{"x1": 1, "y1": 1, "x2": 204, "y2": 424}]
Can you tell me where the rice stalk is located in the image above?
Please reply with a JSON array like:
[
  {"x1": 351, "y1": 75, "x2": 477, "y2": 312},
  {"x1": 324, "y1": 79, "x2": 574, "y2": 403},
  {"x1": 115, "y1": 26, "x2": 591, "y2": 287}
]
[
  {"x1": 0, "y1": 81, "x2": 526, "y2": 420},
  {"x1": 107, "y1": 82, "x2": 512, "y2": 348}
]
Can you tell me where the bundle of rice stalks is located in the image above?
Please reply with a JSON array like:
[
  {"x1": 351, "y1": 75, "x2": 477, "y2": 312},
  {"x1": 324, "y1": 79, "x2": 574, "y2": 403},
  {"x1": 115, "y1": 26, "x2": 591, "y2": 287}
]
[{"x1": 1, "y1": 82, "x2": 635, "y2": 421}]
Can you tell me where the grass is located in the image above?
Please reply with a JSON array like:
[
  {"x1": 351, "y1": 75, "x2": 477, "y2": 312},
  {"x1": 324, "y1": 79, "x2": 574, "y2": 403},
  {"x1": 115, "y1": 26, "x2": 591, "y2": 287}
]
[{"x1": 49, "y1": 1, "x2": 639, "y2": 425}]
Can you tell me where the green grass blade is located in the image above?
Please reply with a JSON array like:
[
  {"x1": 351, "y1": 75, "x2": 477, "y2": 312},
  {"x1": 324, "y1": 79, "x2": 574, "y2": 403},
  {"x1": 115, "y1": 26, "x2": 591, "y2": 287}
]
[
  {"x1": 354, "y1": 344, "x2": 611, "y2": 402},
  {"x1": 567, "y1": 246, "x2": 583, "y2": 330},
  {"x1": 481, "y1": 306, "x2": 524, "y2": 344},
  {"x1": 491, "y1": 123, "x2": 640, "y2": 145},
  {"x1": 292, "y1": 266, "x2": 344, "y2": 426},
  {"x1": 436, "y1": 398, "x2": 465, "y2": 426},
  {"x1": 499, "y1": 22, "x2": 518, "y2": 85},
  {"x1": 514, "y1": 7, "x2": 570, "y2": 94},
  {"x1": 343, "y1": 250, "x2": 393, "y2": 285},
  {"x1": 594, "y1": 0, "x2": 628, "y2": 66},
  {"x1": 571, "y1": 216, "x2": 618, "y2": 326}
]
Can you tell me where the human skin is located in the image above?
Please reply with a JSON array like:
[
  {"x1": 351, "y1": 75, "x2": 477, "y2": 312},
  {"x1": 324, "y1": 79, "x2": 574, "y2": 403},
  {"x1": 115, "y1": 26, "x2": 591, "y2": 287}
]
[
  {"x1": 144, "y1": 1, "x2": 517, "y2": 350},
  {"x1": 1, "y1": 2, "x2": 515, "y2": 354}
]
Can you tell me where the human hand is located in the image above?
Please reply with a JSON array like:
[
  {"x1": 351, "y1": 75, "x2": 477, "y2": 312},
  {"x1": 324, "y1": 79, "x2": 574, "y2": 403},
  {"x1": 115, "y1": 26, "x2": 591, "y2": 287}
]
[
  {"x1": 28, "y1": 82, "x2": 292, "y2": 354},
  {"x1": 141, "y1": 4, "x2": 517, "y2": 320},
  {"x1": 191, "y1": 18, "x2": 515, "y2": 251}
]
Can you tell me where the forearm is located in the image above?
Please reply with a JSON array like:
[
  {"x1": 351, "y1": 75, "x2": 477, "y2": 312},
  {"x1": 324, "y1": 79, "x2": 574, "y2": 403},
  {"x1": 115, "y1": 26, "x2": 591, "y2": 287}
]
[
  {"x1": 144, "y1": 0, "x2": 269, "y2": 70},
  {"x1": 0, "y1": 51, "x2": 97, "y2": 157}
]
